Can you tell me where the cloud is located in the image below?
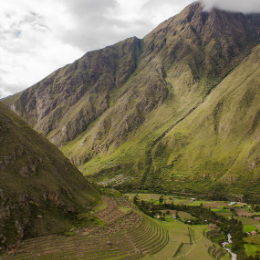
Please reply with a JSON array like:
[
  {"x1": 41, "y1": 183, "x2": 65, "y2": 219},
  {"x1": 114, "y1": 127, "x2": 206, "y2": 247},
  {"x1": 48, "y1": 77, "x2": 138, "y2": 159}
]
[
  {"x1": 0, "y1": 77, "x2": 24, "y2": 99},
  {"x1": 202, "y1": 0, "x2": 260, "y2": 13},
  {"x1": 56, "y1": 0, "x2": 150, "y2": 51}
]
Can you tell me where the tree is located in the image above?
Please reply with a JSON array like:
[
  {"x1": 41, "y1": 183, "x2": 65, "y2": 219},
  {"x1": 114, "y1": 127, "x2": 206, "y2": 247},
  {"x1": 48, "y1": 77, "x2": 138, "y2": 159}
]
[
  {"x1": 159, "y1": 195, "x2": 164, "y2": 204},
  {"x1": 133, "y1": 194, "x2": 139, "y2": 204}
]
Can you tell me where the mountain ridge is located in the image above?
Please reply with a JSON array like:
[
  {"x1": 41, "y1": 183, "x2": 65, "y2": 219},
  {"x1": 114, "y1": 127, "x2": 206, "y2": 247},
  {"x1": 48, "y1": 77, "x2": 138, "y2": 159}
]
[{"x1": 3, "y1": 1, "x2": 260, "y2": 194}]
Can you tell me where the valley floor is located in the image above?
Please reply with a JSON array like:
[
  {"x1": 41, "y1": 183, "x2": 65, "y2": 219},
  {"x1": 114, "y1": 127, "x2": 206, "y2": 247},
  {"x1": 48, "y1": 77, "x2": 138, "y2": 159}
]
[{"x1": 4, "y1": 193, "x2": 259, "y2": 260}]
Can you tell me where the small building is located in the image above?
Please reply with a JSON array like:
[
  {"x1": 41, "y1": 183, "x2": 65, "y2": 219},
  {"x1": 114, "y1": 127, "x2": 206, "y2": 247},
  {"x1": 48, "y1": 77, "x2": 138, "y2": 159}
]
[
  {"x1": 238, "y1": 202, "x2": 247, "y2": 206},
  {"x1": 251, "y1": 231, "x2": 257, "y2": 236},
  {"x1": 254, "y1": 217, "x2": 260, "y2": 221},
  {"x1": 190, "y1": 198, "x2": 196, "y2": 202},
  {"x1": 172, "y1": 215, "x2": 176, "y2": 219},
  {"x1": 228, "y1": 202, "x2": 236, "y2": 206}
]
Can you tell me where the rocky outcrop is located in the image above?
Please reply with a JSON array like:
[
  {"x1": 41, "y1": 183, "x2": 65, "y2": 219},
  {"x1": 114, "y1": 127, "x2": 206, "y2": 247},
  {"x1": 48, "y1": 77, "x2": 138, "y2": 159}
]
[{"x1": 4, "y1": 37, "x2": 142, "y2": 145}]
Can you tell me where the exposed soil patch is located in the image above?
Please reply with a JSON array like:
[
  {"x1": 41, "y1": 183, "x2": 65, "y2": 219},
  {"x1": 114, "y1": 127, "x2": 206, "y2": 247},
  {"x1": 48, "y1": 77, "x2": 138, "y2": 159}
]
[
  {"x1": 203, "y1": 202, "x2": 228, "y2": 209},
  {"x1": 174, "y1": 200, "x2": 191, "y2": 205},
  {"x1": 235, "y1": 208, "x2": 254, "y2": 217},
  {"x1": 150, "y1": 194, "x2": 160, "y2": 200}
]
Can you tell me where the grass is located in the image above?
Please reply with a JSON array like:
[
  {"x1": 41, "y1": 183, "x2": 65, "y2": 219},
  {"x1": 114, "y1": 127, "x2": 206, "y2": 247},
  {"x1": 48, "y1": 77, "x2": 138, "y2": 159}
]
[
  {"x1": 244, "y1": 244, "x2": 260, "y2": 257},
  {"x1": 94, "y1": 200, "x2": 107, "y2": 212},
  {"x1": 244, "y1": 225, "x2": 259, "y2": 233},
  {"x1": 118, "y1": 206, "x2": 132, "y2": 213},
  {"x1": 211, "y1": 234, "x2": 226, "y2": 242},
  {"x1": 161, "y1": 210, "x2": 194, "y2": 221},
  {"x1": 186, "y1": 200, "x2": 209, "y2": 206},
  {"x1": 244, "y1": 234, "x2": 260, "y2": 245},
  {"x1": 236, "y1": 217, "x2": 260, "y2": 226},
  {"x1": 211, "y1": 209, "x2": 231, "y2": 213}
]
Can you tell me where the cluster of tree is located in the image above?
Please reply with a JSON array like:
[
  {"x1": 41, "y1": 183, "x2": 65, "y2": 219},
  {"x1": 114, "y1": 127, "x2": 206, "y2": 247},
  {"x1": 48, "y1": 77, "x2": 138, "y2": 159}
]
[
  {"x1": 253, "y1": 205, "x2": 260, "y2": 212},
  {"x1": 242, "y1": 193, "x2": 260, "y2": 205},
  {"x1": 245, "y1": 254, "x2": 260, "y2": 260}
]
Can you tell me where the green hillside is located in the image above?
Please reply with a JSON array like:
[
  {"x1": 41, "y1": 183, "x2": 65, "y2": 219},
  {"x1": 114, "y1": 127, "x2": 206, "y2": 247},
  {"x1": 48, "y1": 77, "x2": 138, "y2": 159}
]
[
  {"x1": 0, "y1": 102, "x2": 100, "y2": 253},
  {"x1": 3, "y1": 2, "x2": 260, "y2": 194}
]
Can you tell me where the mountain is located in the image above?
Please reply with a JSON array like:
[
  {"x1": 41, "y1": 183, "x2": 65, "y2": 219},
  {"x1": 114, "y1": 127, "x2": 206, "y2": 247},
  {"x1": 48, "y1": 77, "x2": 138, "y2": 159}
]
[
  {"x1": 0, "y1": 102, "x2": 100, "y2": 253},
  {"x1": 3, "y1": 2, "x2": 260, "y2": 195}
]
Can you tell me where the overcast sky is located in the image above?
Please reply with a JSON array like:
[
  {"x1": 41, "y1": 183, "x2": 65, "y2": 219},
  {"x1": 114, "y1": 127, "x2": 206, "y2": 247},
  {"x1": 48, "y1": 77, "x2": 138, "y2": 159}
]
[{"x1": 1, "y1": 0, "x2": 260, "y2": 99}]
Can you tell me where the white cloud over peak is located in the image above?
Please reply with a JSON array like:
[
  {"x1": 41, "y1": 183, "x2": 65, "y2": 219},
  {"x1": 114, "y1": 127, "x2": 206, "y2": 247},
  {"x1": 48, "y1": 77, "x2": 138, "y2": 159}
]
[{"x1": 202, "y1": 0, "x2": 260, "y2": 13}]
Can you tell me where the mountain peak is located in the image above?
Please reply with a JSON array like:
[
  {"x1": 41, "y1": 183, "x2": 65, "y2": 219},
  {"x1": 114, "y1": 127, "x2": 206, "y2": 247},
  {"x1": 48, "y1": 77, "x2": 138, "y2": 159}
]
[{"x1": 147, "y1": 1, "x2": 260, "y2": 45}]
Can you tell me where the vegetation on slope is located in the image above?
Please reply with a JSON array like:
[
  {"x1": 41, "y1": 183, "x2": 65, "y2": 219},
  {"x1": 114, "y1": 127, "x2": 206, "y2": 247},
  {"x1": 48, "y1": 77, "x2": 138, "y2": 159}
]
[{"x1": 0, "y1": 102, "x2": 100, "y2": 253}]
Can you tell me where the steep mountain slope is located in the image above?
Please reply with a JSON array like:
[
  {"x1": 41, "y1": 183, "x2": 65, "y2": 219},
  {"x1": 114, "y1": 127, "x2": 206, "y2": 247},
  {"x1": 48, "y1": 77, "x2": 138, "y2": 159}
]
[
  {"x1": 0, "y1": 102, "x2": 100, "y2": 253},
  {"x1": 3, "y1": 2, "x2": 260, "y2": 194},
  {"x1": 149, "y1": 43, "x2": 260, "y2": 194}
]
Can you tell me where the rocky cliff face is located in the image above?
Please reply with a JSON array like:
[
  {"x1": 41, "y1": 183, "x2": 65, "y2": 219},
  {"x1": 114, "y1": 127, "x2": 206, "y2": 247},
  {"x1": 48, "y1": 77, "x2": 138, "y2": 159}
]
[
  {"x1": 0, "y1": 102, "x2": 100, "y2": 253},
  {"x1": 5, "y1": 37, "x2": 142, "y2": 144},
  {"x1": 3, "y1": 2, "x2": 260, "y2": 194}
]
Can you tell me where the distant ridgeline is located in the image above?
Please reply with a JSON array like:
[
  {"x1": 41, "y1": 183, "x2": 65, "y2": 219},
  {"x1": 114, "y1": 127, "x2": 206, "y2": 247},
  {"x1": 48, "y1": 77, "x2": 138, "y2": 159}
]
[
  {"x1": 0, "y1": 102, "x2": 100, "y2": 253},
  {"x1": 3, "y1": 2, "x2": 260, "y2": 194}
]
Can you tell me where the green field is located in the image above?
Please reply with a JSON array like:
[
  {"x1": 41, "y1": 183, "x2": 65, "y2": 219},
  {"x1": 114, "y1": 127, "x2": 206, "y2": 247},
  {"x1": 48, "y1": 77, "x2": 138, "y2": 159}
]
[
  {"x1": 237, "y1": 217, "x2": 260, "y2": 226},
  {"x1": 244, "y1": 234, "x2": 260, "y2": 245},
  {"x1": 244, "y1": 225, "x2": 258, "y2": 232},
  {"x1": 160, "y1": 210, "x2": 194, "y2": 221},
  {"x1": 211, "y1": 209, "x2": 231, "y2": 213},
  {"x1": 211, "y1": 234, "x2": 226, "y2": 243},
  {"x1": 245, "y1": 244, "x2": 260, "y2": 257},
  {"x1": 93, "y1": 200, "x2": 107, "y2": 212}
]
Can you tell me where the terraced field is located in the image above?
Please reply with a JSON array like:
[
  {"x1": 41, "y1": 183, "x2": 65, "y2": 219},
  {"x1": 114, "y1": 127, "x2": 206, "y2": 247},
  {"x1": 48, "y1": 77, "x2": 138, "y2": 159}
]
[
  {"x1": 1, "y1": 197, "x2": 168, "y2": 259},
  {"x1": 141, "y1": 222, "x2": 229, "y2": 260},
  {"x1": 94, "y1": 197, "x2": 125, "y2": 223}
]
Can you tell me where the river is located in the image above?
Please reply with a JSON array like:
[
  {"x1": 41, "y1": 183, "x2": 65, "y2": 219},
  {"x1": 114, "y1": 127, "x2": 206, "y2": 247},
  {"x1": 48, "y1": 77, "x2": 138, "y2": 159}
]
[{"x1": 222, "y1": 234, "x2": 237, "y2": 260}]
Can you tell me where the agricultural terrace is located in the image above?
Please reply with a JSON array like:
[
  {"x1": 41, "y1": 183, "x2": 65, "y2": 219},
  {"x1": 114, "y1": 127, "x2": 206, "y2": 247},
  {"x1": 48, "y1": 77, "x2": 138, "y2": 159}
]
[
  {"x1": 1, "y1": 197, "x2": 168, "y2": 260},
  {"x1": 140, "y1": 221, "x2": 228, "y2": 260}
]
